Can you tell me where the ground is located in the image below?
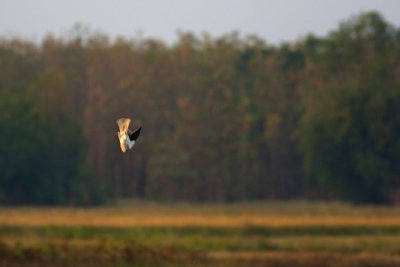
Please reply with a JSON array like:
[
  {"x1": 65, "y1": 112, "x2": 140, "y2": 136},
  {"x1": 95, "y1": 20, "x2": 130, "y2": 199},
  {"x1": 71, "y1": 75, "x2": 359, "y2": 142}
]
[{"x1": 1, "y1": 201, "x2": 400, "y2": 266}]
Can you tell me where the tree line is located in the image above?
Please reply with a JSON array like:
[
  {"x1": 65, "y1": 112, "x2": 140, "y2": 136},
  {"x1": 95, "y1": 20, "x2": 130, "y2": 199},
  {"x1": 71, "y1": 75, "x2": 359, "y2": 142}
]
[{"x1": 0, "y1": 12, "x2": 399, "y2": 205}]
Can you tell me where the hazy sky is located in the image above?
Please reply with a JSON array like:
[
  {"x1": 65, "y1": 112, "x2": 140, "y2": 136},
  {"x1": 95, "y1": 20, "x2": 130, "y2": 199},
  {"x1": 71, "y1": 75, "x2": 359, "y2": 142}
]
[{"x1": 1, "y1": 0, "x2": 400, "y2": 45}]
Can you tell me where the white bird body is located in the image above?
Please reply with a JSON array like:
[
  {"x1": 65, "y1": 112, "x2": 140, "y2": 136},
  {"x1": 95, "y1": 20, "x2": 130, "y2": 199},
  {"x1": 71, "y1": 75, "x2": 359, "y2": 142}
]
[{"x1": 116, "y1": 118, "x2": 141, "y2": 152}]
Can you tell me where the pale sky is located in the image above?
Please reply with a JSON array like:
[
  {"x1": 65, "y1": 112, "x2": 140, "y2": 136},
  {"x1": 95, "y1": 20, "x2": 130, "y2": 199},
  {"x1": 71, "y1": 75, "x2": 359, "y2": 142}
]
[{"x1": 1, "y1": 0, "x2": 399, "y2": 45}]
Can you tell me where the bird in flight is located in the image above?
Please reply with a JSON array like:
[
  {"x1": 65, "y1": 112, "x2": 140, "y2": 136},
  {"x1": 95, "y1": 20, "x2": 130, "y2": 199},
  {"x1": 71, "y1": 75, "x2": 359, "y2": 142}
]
[{"x1": 116, "y1": 118, "x2": 142, "y2": 152}]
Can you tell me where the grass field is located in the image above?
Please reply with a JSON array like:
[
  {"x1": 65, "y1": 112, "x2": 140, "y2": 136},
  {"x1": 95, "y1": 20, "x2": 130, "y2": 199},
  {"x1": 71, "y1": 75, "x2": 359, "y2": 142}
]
[{"x1": 1, "y1": 201, "x2": 400, "y2": 266}]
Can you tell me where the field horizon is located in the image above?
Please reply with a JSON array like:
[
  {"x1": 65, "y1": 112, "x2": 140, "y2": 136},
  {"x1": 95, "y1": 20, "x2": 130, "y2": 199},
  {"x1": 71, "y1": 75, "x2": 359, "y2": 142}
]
[{"x1": 1, "y1": 200, "x2": 400, "y2": 266}]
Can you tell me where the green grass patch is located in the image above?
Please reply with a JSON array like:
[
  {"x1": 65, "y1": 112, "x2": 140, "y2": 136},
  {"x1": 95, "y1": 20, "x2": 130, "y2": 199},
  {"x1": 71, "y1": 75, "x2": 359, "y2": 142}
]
[
  {"x1": 1, "y1": 225, "x2": 400, "y2": 239},
  {"x1": 2, "y1": 226, "x2": 400, "y2": 254}
]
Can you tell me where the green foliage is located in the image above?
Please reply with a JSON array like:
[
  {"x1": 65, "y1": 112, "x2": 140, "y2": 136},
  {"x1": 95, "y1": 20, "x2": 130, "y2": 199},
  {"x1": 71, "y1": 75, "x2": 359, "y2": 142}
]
[
  {"x1": 0, "y1": 11, "x2": 399, "y2": 204},
  {"x1": 0, "y1": 87, "x2": 92, "y2": 205},
  {"x1": 147, "y1": 141, "x2": 199, "y2": 201},
  {"x1": 300, "y1": 12, "x2": 400, "y2": 203}
]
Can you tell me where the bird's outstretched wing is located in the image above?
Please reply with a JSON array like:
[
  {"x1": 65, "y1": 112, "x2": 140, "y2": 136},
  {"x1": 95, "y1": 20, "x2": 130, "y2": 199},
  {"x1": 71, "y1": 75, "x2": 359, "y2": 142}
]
[
  {"x1": 128, "y1": 126, "x2": 142, "y2": 141},
  {"x1": 116, "y1": 118, "x2": 131, "y2": 133}
]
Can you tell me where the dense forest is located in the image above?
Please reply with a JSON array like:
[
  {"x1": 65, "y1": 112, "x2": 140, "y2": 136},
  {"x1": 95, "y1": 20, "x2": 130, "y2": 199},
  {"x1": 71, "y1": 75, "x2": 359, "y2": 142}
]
[{"x1": 1, "y1": 12, "x2": 399, "y2": 205}]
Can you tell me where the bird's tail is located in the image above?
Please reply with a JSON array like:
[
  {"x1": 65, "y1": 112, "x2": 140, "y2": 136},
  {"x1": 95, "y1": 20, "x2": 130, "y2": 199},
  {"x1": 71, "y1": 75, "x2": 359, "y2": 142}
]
[{"x1": 116, "y1": 118, "x2": 131, "y2": 133}]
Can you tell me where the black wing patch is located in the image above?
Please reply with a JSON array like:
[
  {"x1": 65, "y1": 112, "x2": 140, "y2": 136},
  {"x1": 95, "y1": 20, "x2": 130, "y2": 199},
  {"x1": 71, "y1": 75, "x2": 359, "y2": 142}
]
[{"x1": 129, "y1": 126, "x2": 142, "y2": 141}]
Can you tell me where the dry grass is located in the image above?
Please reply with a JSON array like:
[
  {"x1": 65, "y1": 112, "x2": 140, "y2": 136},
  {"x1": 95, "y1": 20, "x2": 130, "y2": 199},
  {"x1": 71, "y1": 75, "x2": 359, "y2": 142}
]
[
  {"x1": 2, "y1": 201, "x2": 400, "y2": 266},
  {"x1": 2, "y1": 212, "x2": 400, "y2": 227},
  {"x1": 1, "y1": 201, "x2": 400, "y2": 227},
  {"x1": 208, "y1": 251, "x2": 400, "y2": 267}
]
